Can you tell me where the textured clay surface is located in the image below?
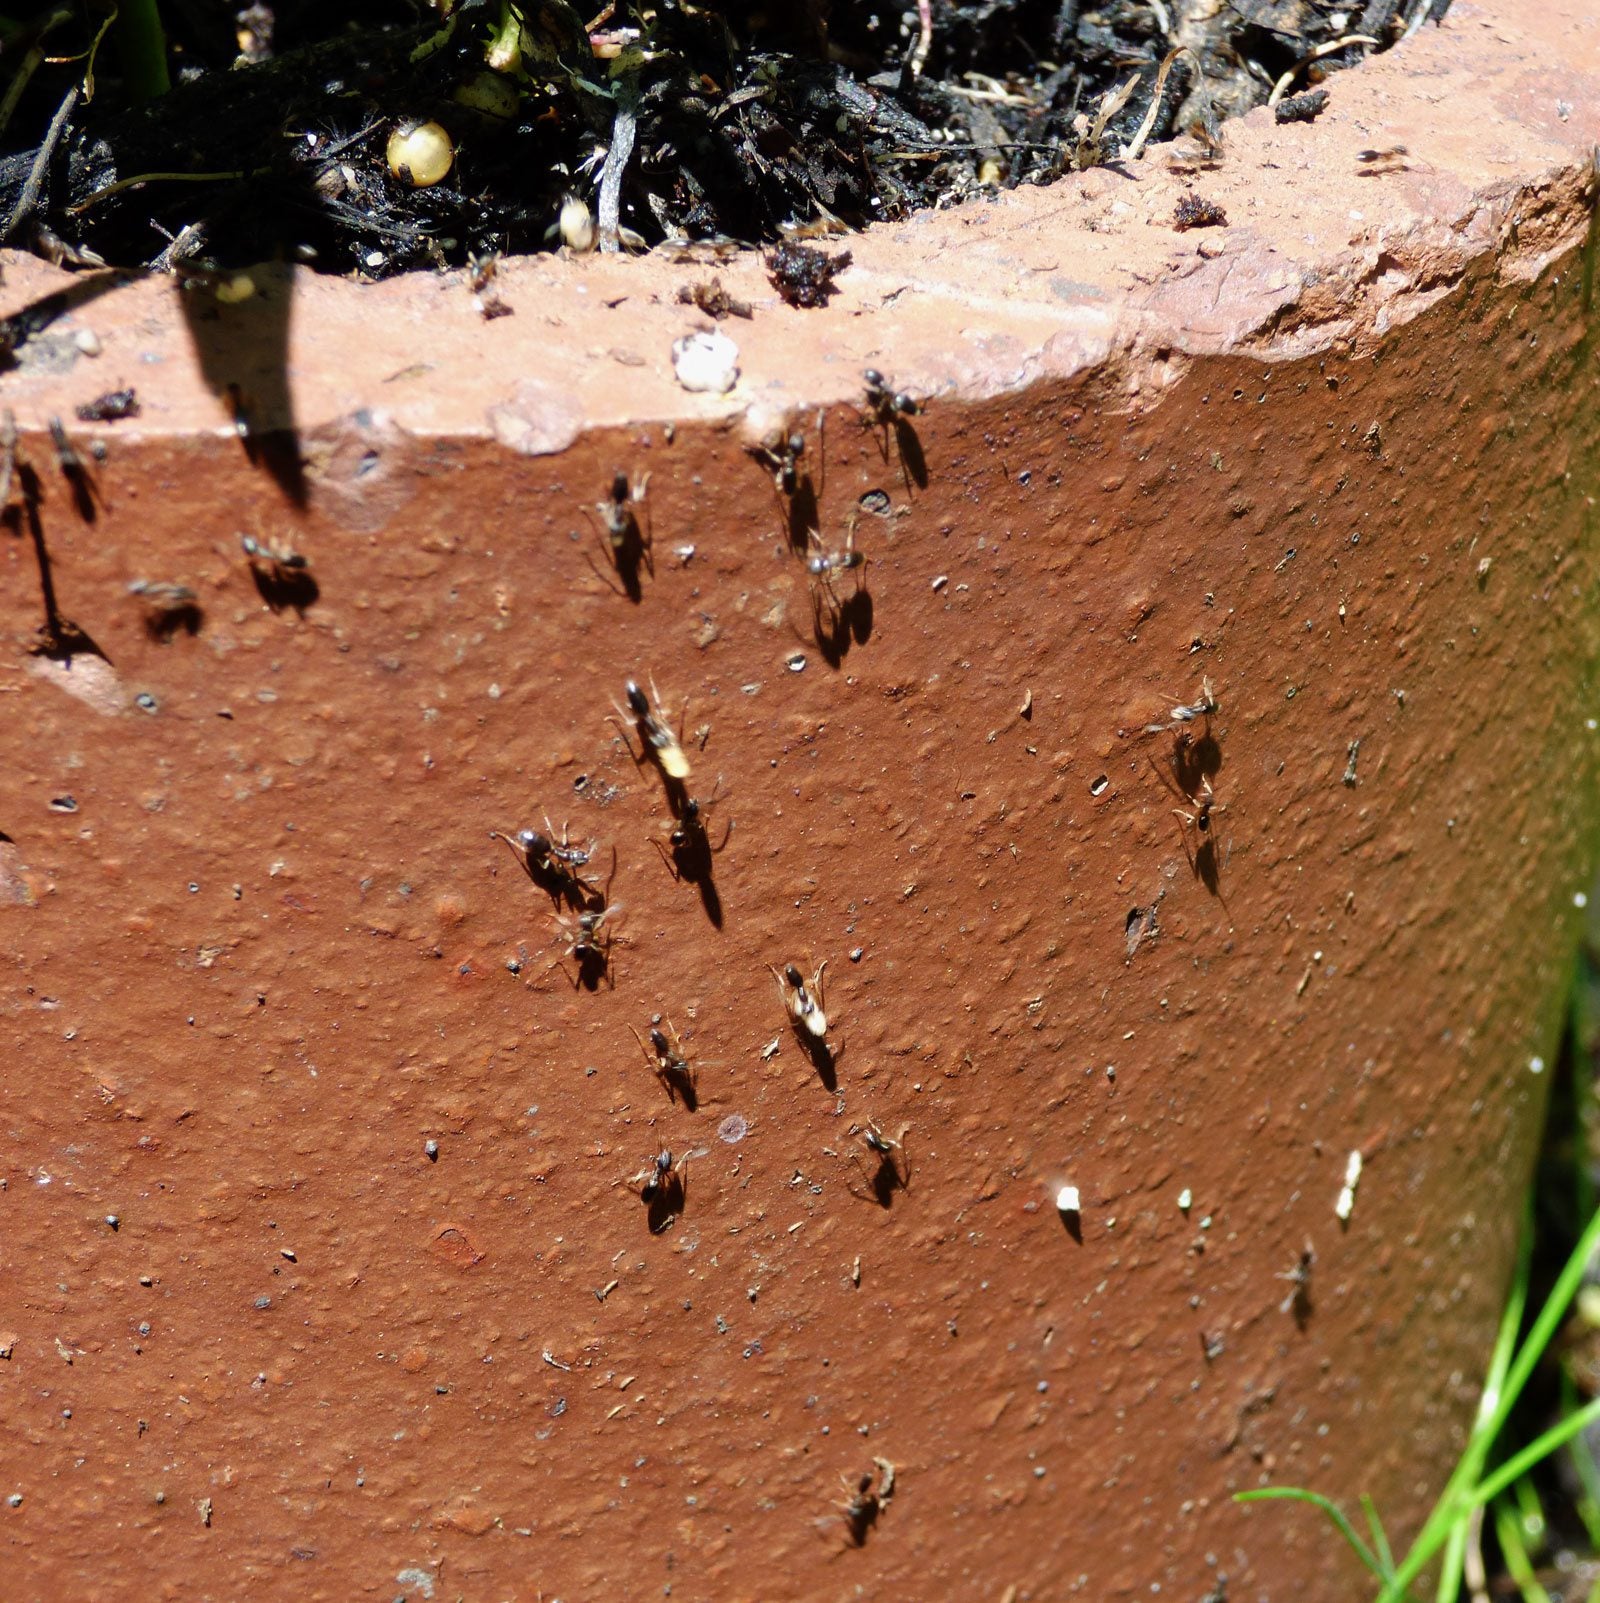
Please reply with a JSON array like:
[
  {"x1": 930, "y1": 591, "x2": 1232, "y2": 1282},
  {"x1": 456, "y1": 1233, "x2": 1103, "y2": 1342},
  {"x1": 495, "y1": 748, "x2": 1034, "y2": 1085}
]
[{"x1": 2, "y1": 3, "x2": 1600, "y2": 1600}]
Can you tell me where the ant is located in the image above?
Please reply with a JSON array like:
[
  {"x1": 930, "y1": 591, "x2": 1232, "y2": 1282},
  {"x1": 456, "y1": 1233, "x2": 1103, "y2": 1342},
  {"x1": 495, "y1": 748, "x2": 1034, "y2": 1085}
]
[
  {"x1": 632, "y1": 1017, "x2": 698, "y2": 1111},
  {"x1": 860, "y1": 368, "x2": 927, "y2": 491},
  {"x1": 547, "y1": 903, "x2": 624, "y2": 990},
  {"x1": 806, "y1": 517, "x2": 866, "y2": 600},
  {"x1": 773, "y1": 959, "x2": 829, "y2": 1041},
  {"x1": 492, "y1": 822, "x2": 609, "y2": 910},
  {"x1": 848, "y1": 1120, "x2": 910, "y2": 1207},
  {"x1": 587, "y1": 470, "x2": 653, "y2": 598},
  {"x1": 861, "y1": 368, "x2": 919, "y2": 428},
  {"x1": 654, "y1": 780, "x2": 731, "y2": 885},
  {"x1": 836, "y1": 1457, "x2": 897, "y2": 1546},
  {"x1": 241, "y1": 533, "x2": 319, "y2": 612},
  {"x1": 1120, "y1": 676, "x2": 1220, "y2": 740},
  {"x1": 1277, "y1": 1239, "x2": 1315, "y2": 1325},
  {"x1": 75, "y1": 388, "x2": 140, "y2": 422},
  {"x1": 610, "y1": 677, "x2": 693, "y2": 787},
  {"x1": 127, "y1": 580, "x2": 203, "y2": 642},
  {"x1": 466, "y1": 250, "x2": 512, "y2": 319},
  {"x1": 627, "y1": 1148, "x2": 688, "y2": 1233},
  {"x1": 241, "y1": 533, "x2": 308, "y2": 579},
  {"x1": 748, "y1": 427, "x2": 807, "y2": 497}
]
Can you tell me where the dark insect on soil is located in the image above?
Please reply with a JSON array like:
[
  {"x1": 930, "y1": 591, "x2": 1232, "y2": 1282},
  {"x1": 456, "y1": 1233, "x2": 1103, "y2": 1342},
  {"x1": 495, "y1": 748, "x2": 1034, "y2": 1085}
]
[
  {"x1": 630, "y1": 1148, "x2": 688, "y2": 1233},
  {"x1": 675, "y1": 277, "x2": 752, "y2": 320},
  {"x1": 587, "y1": 471, "x2": 652, "y2": 600},
  {"x1": 548, "y1": 903, "x2": 624, "y2": 992},
  {"x1": 862, "y1": 369, "x2": 919, "y2": 428},
  {"x1": 848, "y1": 1121, "x2": 910, "y2": 1208},
  {"x1": 836, "y1": 1457, "x2": 896, "y2": 1546},
  {"x1": 766, "y1": 243, "x2": 852, "y2": 309},
  {"x1": 493, "y1": 823, "x2": 609, "y2": 913},
  {"x1": 1274, "y1": 89, "x2": 1330, "y2": 125},
  {"x1": 241, "y1": 533, "x2": 318, "y2": 612},
  {"x1": 75, "y1": 389, "x2": 140, "y2": 422},
  {"x1": 1173, "y1": 192, "x2": 1228, "y2": 231},
  {"x1": 632, "y1": 1019, "x2": 698, "y2": 1112}
]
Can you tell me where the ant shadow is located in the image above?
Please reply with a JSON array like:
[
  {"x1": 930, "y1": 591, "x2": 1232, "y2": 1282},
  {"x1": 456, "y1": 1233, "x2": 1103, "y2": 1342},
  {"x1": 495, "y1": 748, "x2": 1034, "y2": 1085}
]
[
  {"x1": 247, "y1": 561, "x2": 320, "y2": 615},
  {"x1": 138, "y1": 593, "x2": 205, "y2": 642},
  {"x1": 785, "y1": 475, "x2": 820, "y2": 558},
  {"x1": 849, "y1": 1146, "x2": 909, "y2": 1210},
  {"x1": 808, "y1": 585, "x2": 874, "y2": 669},
  {"x1": 7, "y1": 464, "x2": 110, "y2": 665},
  {"x1": 658, "y1": 829, "x2": 726, "y2": 930},
  {"x1": 869, "y1": 416, "x2": 929, "y2": 494},
  {"x1": 795, "y1": 1028, "x2": 838, "y2": 1093},
  {"x1": 1161, "y1": 729, "x2": 1227, "y2": 900},
  {"x1": 645, "y1": 1170, "x2": 685, "y2": 1235}
]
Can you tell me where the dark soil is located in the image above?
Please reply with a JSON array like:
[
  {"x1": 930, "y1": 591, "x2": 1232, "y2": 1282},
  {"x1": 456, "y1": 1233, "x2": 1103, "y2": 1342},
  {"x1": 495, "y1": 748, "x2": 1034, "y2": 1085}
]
[{"x1": 0, "y1": 0, "x2": 1450, "y2": 279}]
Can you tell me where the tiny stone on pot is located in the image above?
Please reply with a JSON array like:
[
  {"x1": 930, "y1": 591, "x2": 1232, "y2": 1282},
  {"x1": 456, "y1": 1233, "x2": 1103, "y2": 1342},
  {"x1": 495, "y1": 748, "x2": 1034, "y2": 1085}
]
[{"x1": 672, "y1": 330, "x2": 739, "y2": 394}]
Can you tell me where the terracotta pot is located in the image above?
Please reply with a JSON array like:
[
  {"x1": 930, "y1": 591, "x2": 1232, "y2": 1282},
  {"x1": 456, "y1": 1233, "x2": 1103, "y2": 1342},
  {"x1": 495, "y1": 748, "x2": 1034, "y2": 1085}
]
[{"x1": 3, "y1": 4, "x2": 1599, "y2": 1597}]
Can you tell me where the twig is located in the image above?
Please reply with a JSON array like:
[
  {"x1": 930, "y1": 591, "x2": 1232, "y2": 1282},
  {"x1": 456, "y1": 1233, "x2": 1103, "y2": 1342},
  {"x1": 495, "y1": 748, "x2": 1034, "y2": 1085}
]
[
  {"x1": 0, "y1": 6, "x2": 73, "y2": 141},
  {"x1": 67, "y1": 167, "x2": 252, "y2": 214},
  {"x1": 596, "y1": 74, "x2": 638, "y2": 253},
  {"x1": 4, "y1": 82, "x2": 79, "y2": 243},
  {"x1": 1268, "y1": 35, "x2": 1379, "y2": 106},
  {"x1": 1121, "y1": 47, "x2": 1187, "y2": 163}
]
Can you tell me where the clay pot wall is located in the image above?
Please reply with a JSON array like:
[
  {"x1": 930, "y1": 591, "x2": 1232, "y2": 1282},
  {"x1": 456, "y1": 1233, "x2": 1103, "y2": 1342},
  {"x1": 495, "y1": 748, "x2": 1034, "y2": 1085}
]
[{"x1": 2, "y1": 2, "x2": 1599, "y2": 1598}]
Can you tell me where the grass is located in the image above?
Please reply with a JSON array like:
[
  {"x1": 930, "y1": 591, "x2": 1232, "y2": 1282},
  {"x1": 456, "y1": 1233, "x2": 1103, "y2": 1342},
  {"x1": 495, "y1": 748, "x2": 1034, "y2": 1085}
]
[
  {"x1": 1240, "y1": 1201, "x2": 1600, "y2": 1599},
  {"x1": 1239, "y1": 968, "x2": 1600, "y2": 1599}
]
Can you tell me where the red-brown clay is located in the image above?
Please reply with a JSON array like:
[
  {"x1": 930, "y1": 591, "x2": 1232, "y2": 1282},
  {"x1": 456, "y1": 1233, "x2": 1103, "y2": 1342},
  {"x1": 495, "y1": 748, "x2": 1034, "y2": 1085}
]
[{"x1": 3, "y1": 3, "x2": 1599, "y2": 1598}]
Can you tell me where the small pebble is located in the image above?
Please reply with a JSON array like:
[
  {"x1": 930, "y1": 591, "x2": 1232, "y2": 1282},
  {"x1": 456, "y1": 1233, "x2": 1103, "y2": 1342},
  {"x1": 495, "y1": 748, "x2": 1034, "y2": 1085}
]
[
  {"x1": 931, "y1": 574, "x2": 948, "y2": 591},
  {"x1": 73, "y1": 327, "x2": 102, "y2": 357},
  {"x1": 849, "y1": 947, "x2": 864, "y2": 962},
  {"x1": 104, "y1": 1214, "x2": 119, "y2": 1230},
  {"x1": 424, "y1": 1139, "x2": 440, "y2": 1161},
  {"x1": 672, "y1": 330, "x2": 739, "y2": 394},
  {"x1": 1054, "y1": 1184, "x2": 1080, "y2": 1215}
]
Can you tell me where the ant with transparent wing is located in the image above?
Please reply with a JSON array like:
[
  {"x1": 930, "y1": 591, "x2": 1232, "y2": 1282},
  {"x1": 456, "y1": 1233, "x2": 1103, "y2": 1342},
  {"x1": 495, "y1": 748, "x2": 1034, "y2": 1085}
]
[
  {"x1": 631, "y1": 1017, "x2": 698, "y2": 1111},
  {"x1": 492, "y1": 820, "x2": 611, "y2": 911},
  {"x1": 586, "y1": 470, "x2": 652, "y2": 600},
  {"x1": 546, "y1": 902, "x2": 626, "y2": 991},
  {"x1": 609, "y1": 677, "x2": 693, "y2": 799},
  {"x1": 847, "y1": 1120, "x2": 910, "y2": 1208}
]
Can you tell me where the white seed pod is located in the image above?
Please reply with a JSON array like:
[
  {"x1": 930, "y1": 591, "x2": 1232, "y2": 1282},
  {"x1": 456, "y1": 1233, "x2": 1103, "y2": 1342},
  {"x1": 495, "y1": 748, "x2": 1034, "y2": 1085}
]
[{"x1": 387, "y1": 120, "x2": 454, "y2": 188}]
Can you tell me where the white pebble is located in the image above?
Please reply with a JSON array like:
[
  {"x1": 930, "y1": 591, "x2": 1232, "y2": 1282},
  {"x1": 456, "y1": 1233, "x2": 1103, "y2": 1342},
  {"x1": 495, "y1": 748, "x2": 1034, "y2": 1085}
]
[
  {"x1": 672, "y1": 330, "x2": 739, "y2": 394},
  {"x1": 1054, "y1": 1184, "x2": 1080, "y2": 1215},
  {"x1": 73, "y1": 327, "x2": 102, "y2": 357}
]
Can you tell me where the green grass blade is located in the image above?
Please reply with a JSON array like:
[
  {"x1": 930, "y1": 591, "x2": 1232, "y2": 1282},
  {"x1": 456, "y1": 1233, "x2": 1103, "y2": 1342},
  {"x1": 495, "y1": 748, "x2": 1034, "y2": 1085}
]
[
  {"x1": 1234, "y1": 1488, "x2": 1388, "y2": 1581},
  {"x1": 1492, "y1": 1493, "x2": 1554, "y2": 1603},
  {"x1": 1362, "y1": 1493, "x2": 1396, "y2": 1576}
]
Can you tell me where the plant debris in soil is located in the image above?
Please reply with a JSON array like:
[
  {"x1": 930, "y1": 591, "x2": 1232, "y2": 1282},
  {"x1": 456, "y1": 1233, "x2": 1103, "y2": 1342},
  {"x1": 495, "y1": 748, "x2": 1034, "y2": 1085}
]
[{"x1": 0, "y1": 0, "x2": 1452, "y2": 280}]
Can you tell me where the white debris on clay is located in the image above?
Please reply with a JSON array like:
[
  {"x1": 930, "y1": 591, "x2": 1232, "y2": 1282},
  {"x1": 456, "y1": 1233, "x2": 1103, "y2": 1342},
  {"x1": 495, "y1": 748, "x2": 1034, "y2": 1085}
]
[
  {"x1": 1335, "y1": 1148, "x2": 1363, "y2": 1222},
  {"x1": 672, "y1": 330, "x2": 739, "y2": 394}
]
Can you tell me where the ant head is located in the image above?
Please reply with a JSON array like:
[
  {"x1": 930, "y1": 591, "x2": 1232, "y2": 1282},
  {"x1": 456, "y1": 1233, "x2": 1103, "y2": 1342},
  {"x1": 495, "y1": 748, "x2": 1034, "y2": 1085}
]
[
  {"x1": 608, "y1": 470, "x2": 629, "y2": 503},
  {"x1": 649, "y1": 1028, "x2": 670, "y2": 1055},
  {"x1": 786, "y1": 432, "x2": 805, "y2": 457},
  {"x1": 625, "y1": 680, "x2": 648, "y2": 715},
  {"x1": 863, "y1": 368, "x2": 884, "y2": 389},
  {"x1": 517, "y1": 829, "x2": 549, "y2": 854},
  {"x1": 784, "y1": 963, "x2": 804, "y2": 987}
]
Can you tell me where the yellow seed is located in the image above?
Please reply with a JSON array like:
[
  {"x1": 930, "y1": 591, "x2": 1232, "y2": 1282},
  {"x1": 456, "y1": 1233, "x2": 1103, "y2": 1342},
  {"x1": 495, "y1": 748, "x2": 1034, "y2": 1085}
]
[{"x1": 387, "y1": 121, "x2": 454, "y2": 188}]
